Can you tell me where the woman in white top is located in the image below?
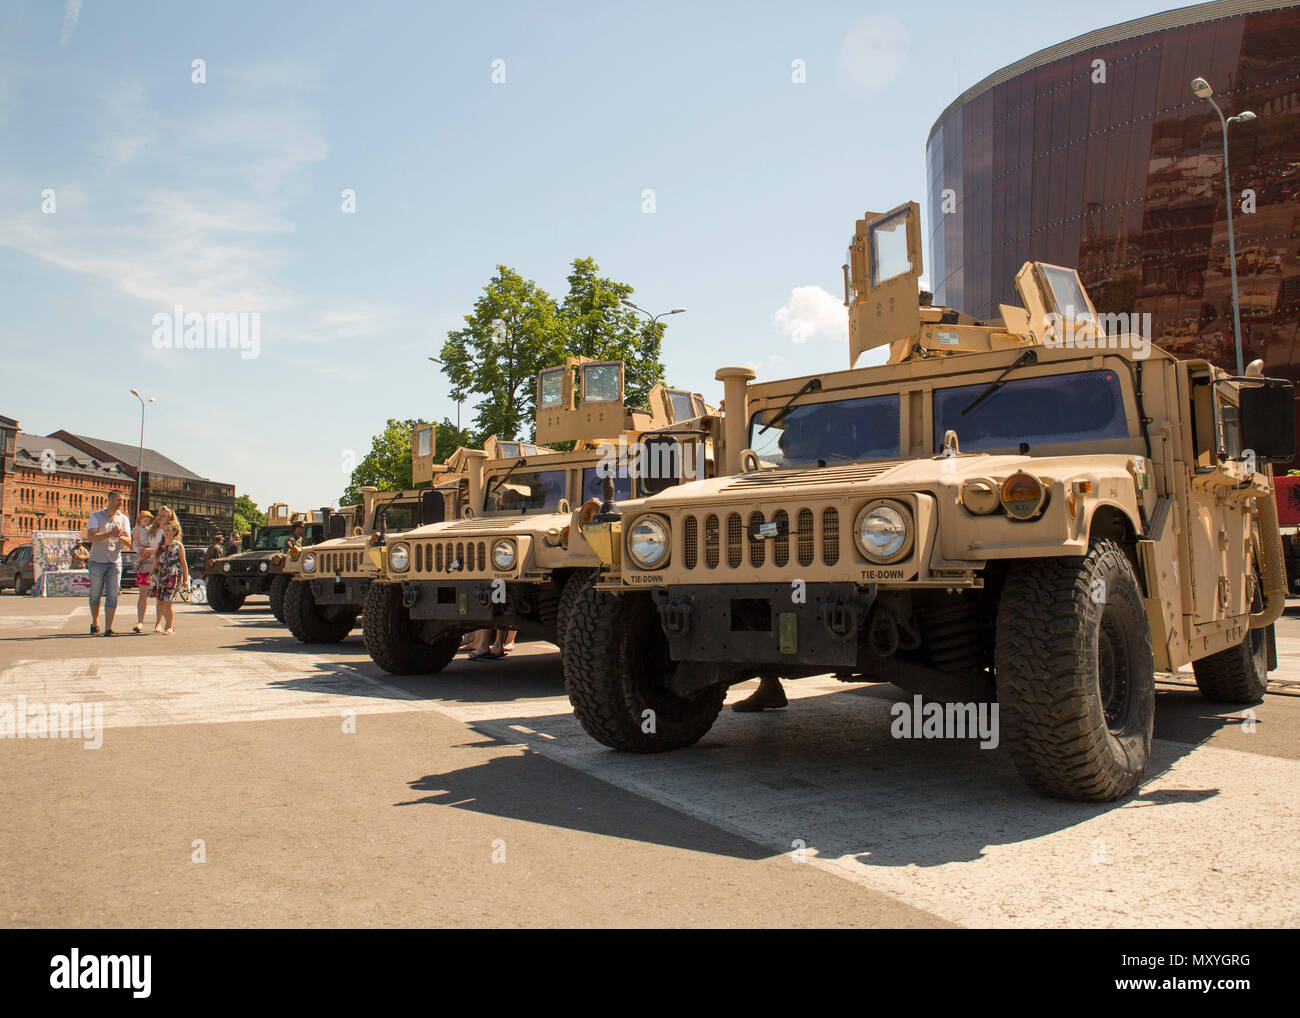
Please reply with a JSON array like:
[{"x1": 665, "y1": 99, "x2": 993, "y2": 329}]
[{"x1": 130, "y1": 507, "x2": 169, "y2": 634}]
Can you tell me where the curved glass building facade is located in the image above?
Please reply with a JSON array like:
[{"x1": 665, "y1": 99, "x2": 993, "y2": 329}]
[{"x1": 927, "y1": 0, "x2": 1300, "y2": 379}]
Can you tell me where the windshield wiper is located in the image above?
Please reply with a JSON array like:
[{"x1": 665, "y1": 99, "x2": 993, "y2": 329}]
[
  {"x1": 486, "y1": 457, "x2": 528, "y2": 502},
  {"x1": 960, "y1": 350, "x2": 1037, "y2": 417},
  {"x1": 759, "y1": 378, "x2": 822, "y2": 434}
]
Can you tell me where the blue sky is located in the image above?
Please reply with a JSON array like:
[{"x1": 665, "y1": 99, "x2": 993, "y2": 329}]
[{"x1": 0, "y1": 0, "x2": 1180, "y2": 510}]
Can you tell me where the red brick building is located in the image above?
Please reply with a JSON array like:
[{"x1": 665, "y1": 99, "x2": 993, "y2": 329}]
[{"x1": 1, "y1": 432, "x2": 134, "y2": 554}]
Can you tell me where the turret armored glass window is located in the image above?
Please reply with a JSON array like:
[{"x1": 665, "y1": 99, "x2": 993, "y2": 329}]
[
  {"x1": 667, "y1": 390, "x2": 696, "y2": 422},
  {"x1": 581, "y1": 363, "x2": 622, "y2": 403},
  {"x1": 1039, "y1": 264, "x2": 1097, "y2": 327},
  {"x1": 539, "y1": 367, "x2": 564, "y2": 409},
  {"x1": 933, "y1": 371, "x2": 1128, "y2": 453},
  {"x1": 748, "y1": 393, "x2": 901, "y2": 468},
  {"x1": 870, "y1": 210, "x2": 912, "y2": 285},
  {"x1": 416, "y1": 428, "x2": 431, "y2": 457}
]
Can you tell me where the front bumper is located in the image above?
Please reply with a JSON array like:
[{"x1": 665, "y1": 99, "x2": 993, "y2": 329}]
[
  {"x1": 651, "y1": 582, "x2": 875, "y2": 671},
  {"x1": 400, "y1": 578, "x2": 517, "y2": 625},
  {"x1": 307, "y1": 575, "x2": 372, "y2": 605}
]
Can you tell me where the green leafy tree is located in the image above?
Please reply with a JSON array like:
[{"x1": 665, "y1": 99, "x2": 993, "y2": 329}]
[
  {"x1": 558, "y1": 257, "x2": 666, "y2": 409},
  {"x1": 439, "y1": 259, "x2": 669, "y2": 440},
  {"x1": 440, "y1": 267, "x2": 565, "y2": 441},
  {"x1": 232, "y1": 494, "x2": 265, "y2": 535},
  {"x1": 340, "y1": 418, "x2": 475, "y2": 506}
]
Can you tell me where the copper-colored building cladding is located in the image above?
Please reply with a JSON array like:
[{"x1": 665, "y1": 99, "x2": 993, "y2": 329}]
[{"x1": 927, "y1": 0, "x2": 1300, "y2": 408}]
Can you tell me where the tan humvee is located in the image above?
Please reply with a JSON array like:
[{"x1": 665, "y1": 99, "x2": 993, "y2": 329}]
[
  {"x1": 280, "y1": 424, "x2": 466, "y2": 642},
  {"x1": 204, "y1": 501, "x2": 342, "y2": 619},
  {"x1": 565, "y1": 200, "x2": 1295, "y2": 802},
  {"x1": 362, "y1": 358, "x2": 720, "y2": 676}
]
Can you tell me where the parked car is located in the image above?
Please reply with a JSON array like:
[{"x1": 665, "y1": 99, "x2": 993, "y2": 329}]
[
  {"x1": 0, "y1": 545, "x2": 35, "y2": 595},
  {"x1": 121, "y1": 550, "x2": 138, "y2": 590}
]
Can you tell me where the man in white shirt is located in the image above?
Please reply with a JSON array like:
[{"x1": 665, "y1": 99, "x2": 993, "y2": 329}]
[{"x1": 85, "y1": 490, "x2": 132, "y2": 636}]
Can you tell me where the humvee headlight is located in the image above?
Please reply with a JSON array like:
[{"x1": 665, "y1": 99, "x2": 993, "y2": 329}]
[
  {"x1": 855, "y1": 501, "x2": 912, "y2": 562},
  {"x1": 258, "y1": 561, "x2": 269, "y2": 573},
  {"x1": 492, "y1": 539, "x2": 517, "y2": 570},
  {"x1": 302, "y1": 553, "x2": 316, "y2": 573},
  {"x1": 222, "y1": 562, "x2": 231, "y2": 573},
  {"x1": 1000, "y1": 472, "x2": 1047, "y2": 520},
  {"x1": 389, "y1": 543, "x2": 410, "y2": 572},
  {"x1": 628, "y1": 515, "x2": 670, "y2": 569},
  {"x1": 961, "y1": 479, "x2": 1000, "y2": 516}
]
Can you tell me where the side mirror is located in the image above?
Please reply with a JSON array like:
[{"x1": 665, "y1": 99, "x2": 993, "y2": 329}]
[
  {"x1": 420, "y1": 488, "x2": 445, "y2": 525},
  {"x1": 241, "y1": 533, "x2": 252, "y2": 552},
  {"x1": 328, "y1": 513, "x2": 347, "y2": 540},
  {"x1": 1240, "y1": 381, "x2": 1296, "y2": 464}
]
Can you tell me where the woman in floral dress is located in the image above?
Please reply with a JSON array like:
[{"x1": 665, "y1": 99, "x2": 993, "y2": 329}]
[{"x1": 149, "y1": 520, "x2": 190, "y2": 635}]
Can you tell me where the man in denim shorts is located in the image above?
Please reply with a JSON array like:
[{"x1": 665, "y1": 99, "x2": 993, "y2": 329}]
[{"x1": 85, "y1": 490, "x2": 132, "y2": 636}]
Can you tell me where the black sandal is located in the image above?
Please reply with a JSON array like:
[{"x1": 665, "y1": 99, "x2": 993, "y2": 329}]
[{"x1": 468, "y1": 650, "x2": 499, "y2": 661}]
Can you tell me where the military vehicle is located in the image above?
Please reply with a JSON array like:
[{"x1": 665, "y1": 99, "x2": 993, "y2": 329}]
[
  {"x1": 204, "y1": 503, "x2": 335, "y2": 619},
  {"x1": 281, "y1": 424, "x2": 468, "y2": 643},
  {"x1": 565, "y1": 200, "x2": 1294, "y2": 802},
  {"x1": 362, "y1": 358, "x2": 719, "y2": 676}
]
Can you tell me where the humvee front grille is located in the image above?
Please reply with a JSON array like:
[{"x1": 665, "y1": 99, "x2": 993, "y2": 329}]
[
  {"x1": 317, "y1": 551, "x2": 361, "y2": 574},
  {"x1": 411, "y1": 539, "x2": 488, "y2": 577},
  {"x1": 677, "y1": 505, "x2": 843, "y2": 574}
]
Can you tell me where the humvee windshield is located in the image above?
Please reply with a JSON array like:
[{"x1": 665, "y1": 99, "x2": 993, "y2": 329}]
[
  {"x1": 933, "y1": 370, "x2": 1128, "y2": 452},
  {"x1": 485, "y1": 469, "x2": 567, "y2": 512},
  {"x1": 373, "y1": 501, "x2": 419, "y2": 533},
  {"x1": 581, "y1": 466, "x2": 633, "y2": 503},
  {"x1": 253, "y1": 527, "x2": 295, "y2": 550},
  {"x1": 749, "y1": 393, "x2": 901, "y2": 468}
]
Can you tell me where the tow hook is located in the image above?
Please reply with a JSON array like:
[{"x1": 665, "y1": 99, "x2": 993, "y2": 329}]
[
  {"x1": 821, "y1": 592, "x2": 867, "y2": 641},
  {"x1": 652, "y1": 590, "x2": 693, "y2": 636},
  {"x1": 401, "y1": 585, "x2": 420, "y2": 609}
]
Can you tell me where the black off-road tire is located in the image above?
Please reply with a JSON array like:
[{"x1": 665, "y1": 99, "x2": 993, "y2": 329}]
[
  {"x1": 1192, "y1": 626, "x2": 1269, "y2": 703},
  {"x1": 554, "y1": 571, "x2": 591, "y2": 657},
  {"x1": 995, "y1": 539, "x2": 1155, "y2": 802},
  {"x1": 284, "y1": 579, "x2": 356, "y2": 644},
  {"x1": 204, "y1": 574, "x2": 245, "y2": 612},
  {"x1": 268, "y1": 573, "x2": 291, "y2": 623},
  {"x1": 563, "y1": 574, "x2": 724, "y2": 752},
  {"x1": 362, "y1": 581, "x2": 458, "y2": 675}
]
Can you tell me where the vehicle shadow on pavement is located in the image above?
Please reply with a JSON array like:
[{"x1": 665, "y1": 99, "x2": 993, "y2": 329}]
[
  {"x1": 397, "y1": 747, "x2": 774, "y2": 860},
  {"x1": 404, "y1": 681, "x2": 1235, "y2": 868}
]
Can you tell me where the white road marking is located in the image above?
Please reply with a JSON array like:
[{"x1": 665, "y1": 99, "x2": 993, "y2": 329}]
[{"x1": 0, "y1": 653, "x2": 425, "y2": 727}]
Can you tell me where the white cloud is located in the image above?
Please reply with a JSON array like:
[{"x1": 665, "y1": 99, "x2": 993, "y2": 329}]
[
  {"x1": 61, "y1": 1, "x2": 82, "y2": 46},
  {"x1": 0, "y1": 61, "x2": 327, "y2": 315},
  {"x1": 773, "y1": 285, "x2": 848, "y2": 344}
]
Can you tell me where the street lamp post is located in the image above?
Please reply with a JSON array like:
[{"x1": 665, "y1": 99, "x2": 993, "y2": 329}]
[
  {"x1": 427, "y1": 357, "x2": 462, "y2": 431},
  {"x1": 128, "y1": 388, "x2": 155, "y2": 518},
  {"x1": 1191, "y1": 77, "x2": 1258, "y2": 376},
  {"x1": 620, "y1": 299, "x2": 687, "y2": 329}
]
